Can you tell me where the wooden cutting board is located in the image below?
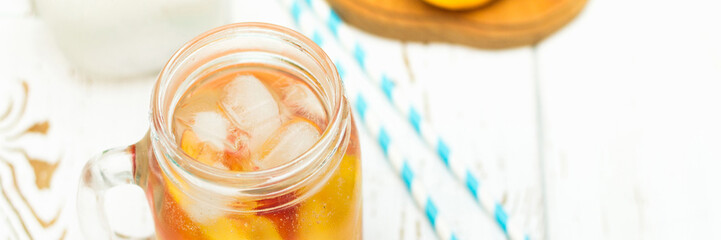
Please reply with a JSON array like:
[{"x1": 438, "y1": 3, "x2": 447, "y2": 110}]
[{"x1": 327, "y1": 0, "x2": 587, "y2": 49}]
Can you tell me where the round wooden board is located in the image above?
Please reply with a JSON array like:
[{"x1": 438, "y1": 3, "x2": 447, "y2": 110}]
[{"x1": 327, "y1": 0, "x2": 588, "y2": 49}]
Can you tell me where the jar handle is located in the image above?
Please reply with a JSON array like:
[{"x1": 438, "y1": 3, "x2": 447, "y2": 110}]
[{"x1": 77, "y1": 138, "x2": 153, "y2": 239}]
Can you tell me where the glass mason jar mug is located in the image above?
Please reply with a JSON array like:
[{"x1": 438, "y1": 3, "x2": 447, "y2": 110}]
[{"x1": 77, "y1": 23, "x2": 362, "y2": 239}]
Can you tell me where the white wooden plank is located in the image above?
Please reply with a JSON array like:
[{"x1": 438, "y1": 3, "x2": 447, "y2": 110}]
[
  {"x1": 537, "y1": 0, "x2": 721, "y2": 239},
  {"x1": 405, "y1": 43, "x2": 544, "y2": 238},
  {"x1": 336, "y1": 36, "x2": 432, "y2": 240},
  {"x1": 230, "y1": 0, "x2": 294, "y2": 28}
]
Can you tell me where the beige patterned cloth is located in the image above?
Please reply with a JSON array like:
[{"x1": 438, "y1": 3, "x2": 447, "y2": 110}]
[{"x1": 1, "y1": 79, "x2": 68, "y2": 240}]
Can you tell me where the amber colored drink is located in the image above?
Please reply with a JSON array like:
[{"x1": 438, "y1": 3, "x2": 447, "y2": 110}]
[{"x1": 145, "y1": 64, "x2": 361, "y2": 239}]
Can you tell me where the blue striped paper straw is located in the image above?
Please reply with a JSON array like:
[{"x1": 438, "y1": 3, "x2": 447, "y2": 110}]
[
  {"x1": 284, "y1": 1, "x2": 461, "y2": 239},
  {"x1": 290, "y1": 1, "x2": 531, "y2": 239},
  {"x1": 352, "y1": 91, "x2": 459, "y2": 240}
]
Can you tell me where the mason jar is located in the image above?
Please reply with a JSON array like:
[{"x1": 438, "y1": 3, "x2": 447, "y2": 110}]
[{"x1": 77, "y1": 23, "x2": 362, "y2": 239}]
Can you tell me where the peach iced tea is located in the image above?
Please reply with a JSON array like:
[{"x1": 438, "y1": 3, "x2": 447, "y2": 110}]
[{"x1": 149, "y1": 65, "x2": 361, "y2": 239}]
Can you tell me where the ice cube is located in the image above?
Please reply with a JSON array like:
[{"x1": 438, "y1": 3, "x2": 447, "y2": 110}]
[
  {"x1": 191, "y1": 111, "x2": 229, "y2": 150},
  {"x1": 267, "y1": 75, "x2": 327, "y2": 130},
  {"x1": 254, "y1": 118, "x2": 321, "y2": 170},
  {"x1": 175, "y1": 88, "x2": 222, "y2": 121},
  {"x1": 278, "y1": 83, "x2": 327, "y2": 130},
  {"x1": 221, "y1": 75, "x2": 282, "y2": 152}
]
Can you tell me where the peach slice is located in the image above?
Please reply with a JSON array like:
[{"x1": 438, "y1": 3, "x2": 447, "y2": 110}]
[
  {"x1": 256, "y1": 193, "x2": 300, "y2": 239},
  {"x1": 297, "y1": 155, "x2": 361, "y2": 239},
  {"x1": 221, "y1": 127, "x2": 253, "y2": 171},
  {"x1": 180, "y1": 129, "x2": 222, "y2": 167},
  {"x1": 180, "y1": 129, "x2": 204, "y2": 159},
  {"x1": 180, "y1": 127, "x2": 253, "y2": 171},
  {"x1": 162, "y1": 174, "x2": 283, "y2": 240},
  {"x1": 232, "y1": 215, "x2": 284, "y2": 240}
]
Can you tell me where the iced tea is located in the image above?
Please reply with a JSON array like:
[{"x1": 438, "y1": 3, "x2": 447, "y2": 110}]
[{"x1": 148, "y1": 64, "x2": 361, "y2": 239}]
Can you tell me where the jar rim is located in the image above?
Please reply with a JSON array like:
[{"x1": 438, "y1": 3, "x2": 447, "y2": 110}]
[{"x1": 149, "y1": 22, "x2": 347, "y2": 200}]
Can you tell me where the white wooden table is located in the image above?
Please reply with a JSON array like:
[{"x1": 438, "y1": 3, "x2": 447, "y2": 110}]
[{"x1": 1, "y1": 0, "x2": 720, "y2": 239}]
